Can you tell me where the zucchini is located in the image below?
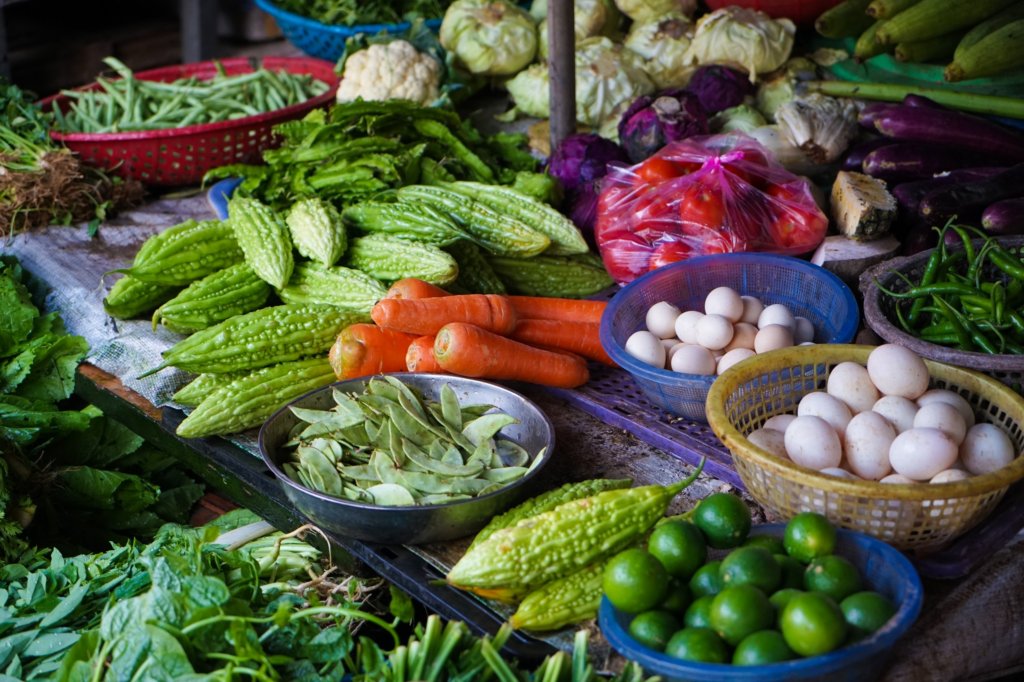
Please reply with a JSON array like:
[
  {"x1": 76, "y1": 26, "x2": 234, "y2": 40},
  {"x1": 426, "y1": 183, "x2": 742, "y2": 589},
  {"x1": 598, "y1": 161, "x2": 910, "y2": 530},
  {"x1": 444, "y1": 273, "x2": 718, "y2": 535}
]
[
  {"x1": 953, "y1": 2, "x2": 1024, "y2": 63},
  {"x1": 876, "y1": 0, "x2": 1018, "y2": 44},
  {"x1": 816, "y1": 0, "x2": 875, "y2": 38},
  {"x1": 945, "y1": 18, "x2": 1024, "y2": 82},
  {"x1": 855, "y1": 20, "x2": 889, "y2": 60}
]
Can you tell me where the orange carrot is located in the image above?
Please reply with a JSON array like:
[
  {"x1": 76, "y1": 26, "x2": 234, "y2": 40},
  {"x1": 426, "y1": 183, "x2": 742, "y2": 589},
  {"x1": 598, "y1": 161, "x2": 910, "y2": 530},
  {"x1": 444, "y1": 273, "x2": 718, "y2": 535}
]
[
  {"x1": 328, "y1": 324, "x2": 418, "y2": 380},
  {"x1": 405, "y1": 335, "x2": 445, "y2": 373},
  {"x1": 512, "y1": 319, "x2": 616, "y2": 366},
  {"x1": 434, "y1": 323, "x2": 590, "y2": 388},
  {"x1": 509, "y1": 296, "x2": 607, "y2": 324},
  {"x1": 371, "y1": 294, "x2": 517, "y2": 336},
  {"x1": 384, "y1": 278, "x2": 451, "y2": 300}
]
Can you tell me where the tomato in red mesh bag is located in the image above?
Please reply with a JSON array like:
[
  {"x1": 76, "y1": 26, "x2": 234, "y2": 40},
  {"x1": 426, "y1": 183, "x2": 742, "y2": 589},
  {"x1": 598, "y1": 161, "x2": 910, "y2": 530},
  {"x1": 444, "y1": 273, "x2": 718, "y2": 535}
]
[{"x1": 595, "y1": 134, "x2": 827, "y2": 284}]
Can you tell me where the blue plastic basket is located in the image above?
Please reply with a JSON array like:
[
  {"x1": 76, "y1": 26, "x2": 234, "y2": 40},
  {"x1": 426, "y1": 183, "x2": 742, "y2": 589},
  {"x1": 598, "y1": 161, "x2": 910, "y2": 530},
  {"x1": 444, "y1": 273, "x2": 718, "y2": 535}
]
[
  {"x1": 599, "y1": 254, "x2": 859, "y2": 423},
  {"x1": 600, "y1": 524, "x2": 924, "y2": 682},
  {"x1": 255, "y1": 0, "x2": 443, "y2": 62}
]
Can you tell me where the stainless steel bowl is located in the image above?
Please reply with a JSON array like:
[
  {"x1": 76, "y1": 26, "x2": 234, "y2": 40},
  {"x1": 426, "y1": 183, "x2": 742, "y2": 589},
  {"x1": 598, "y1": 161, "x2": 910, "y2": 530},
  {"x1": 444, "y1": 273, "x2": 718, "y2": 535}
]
[{"x1": 258, "y1": 373, "x2": 556, "y2": 545}]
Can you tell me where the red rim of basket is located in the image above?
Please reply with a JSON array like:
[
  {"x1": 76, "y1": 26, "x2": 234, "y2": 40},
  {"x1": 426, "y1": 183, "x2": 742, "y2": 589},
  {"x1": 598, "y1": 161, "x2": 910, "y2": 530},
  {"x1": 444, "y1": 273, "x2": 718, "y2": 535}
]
[{"x1": 38, "y1": 56, "x2": 340, "y2": 142}]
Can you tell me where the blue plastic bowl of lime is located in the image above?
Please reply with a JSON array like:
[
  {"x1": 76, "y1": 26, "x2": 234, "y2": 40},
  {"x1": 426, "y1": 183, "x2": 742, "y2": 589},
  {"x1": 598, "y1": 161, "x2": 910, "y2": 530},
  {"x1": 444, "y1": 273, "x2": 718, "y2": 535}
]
[
  {"x1": 598, "y1": 253, "x2": 859, "y2": 423},
  {"x1": 599, "y1": 524, "x2": 924, "y2": 682}
]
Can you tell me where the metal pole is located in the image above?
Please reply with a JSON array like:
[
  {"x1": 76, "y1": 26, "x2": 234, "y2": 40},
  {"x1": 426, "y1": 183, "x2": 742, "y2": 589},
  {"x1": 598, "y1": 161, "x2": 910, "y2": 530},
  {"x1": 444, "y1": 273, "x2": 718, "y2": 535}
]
[{"x1": 547, "y1": 0, "x2": 575, "y2": 152}]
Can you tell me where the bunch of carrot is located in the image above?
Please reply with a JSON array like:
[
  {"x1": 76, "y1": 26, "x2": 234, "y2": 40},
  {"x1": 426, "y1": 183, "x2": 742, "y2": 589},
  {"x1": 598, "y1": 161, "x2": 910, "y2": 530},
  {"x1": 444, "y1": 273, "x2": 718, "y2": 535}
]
[{"x1": 326, "y1": 278, "x2": 613, "y2": 389}]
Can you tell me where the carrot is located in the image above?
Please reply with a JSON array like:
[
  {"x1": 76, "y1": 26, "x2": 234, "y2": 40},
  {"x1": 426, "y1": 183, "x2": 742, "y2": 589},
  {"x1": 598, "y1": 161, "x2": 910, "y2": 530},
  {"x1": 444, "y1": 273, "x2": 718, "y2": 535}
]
[
  {"x1": 328, "y1": 324, "x2": 418, "y2": 380},
  {"x1": 434, "y1": 323, "x2": 590, "y2": 388},
  {"x1": 509, "y1": 296, "x2": 607, "y2": 324},
  {"x1": 371, "y1": 294, "x2": 517, "y2": 336},
  {"x1": 512, "y1": 319, "x2": 616, "y2": 366},
  {"x1": 405, "y1": 335, "x2": 445, "y2": 373},
  {"x1": 384, "y1": 278, "x2": 451, "y2": 300}
]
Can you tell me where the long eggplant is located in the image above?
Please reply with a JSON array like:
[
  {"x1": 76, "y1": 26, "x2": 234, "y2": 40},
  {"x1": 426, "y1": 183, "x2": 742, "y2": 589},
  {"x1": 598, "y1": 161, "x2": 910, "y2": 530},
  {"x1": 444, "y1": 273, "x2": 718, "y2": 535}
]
[
  {"x1": 863, "y1": 143, "x2": 992, "y2": 183},
  {"x1": 842, "y1": 137, "x2": 897, "y2": 171},
  {"x1": 858, "y1": 103, "x2": 900, "y2": 129},
  {"x1": 902, "y1": 94, "x2": 947, "y2": 109},
  {"x1": 920, "y1": 163, "x2": 1024, "y2": 222},
  {"x1": 982, "y1": 198, "x2": 1024, "y2": 235},
  {"x1": 891, "y1": 167, "x2": 1007, "y2": 215},
  {"x1": 873, "y1": 106, "x2": 1024, "y2": 162}
]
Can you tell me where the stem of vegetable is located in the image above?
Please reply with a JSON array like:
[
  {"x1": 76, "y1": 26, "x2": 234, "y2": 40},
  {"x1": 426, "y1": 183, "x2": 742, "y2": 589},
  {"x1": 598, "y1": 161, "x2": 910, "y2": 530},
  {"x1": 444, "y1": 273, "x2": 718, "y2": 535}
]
[{"x1": 803, "y1": 81, "x2": 1024, "y2": 119}]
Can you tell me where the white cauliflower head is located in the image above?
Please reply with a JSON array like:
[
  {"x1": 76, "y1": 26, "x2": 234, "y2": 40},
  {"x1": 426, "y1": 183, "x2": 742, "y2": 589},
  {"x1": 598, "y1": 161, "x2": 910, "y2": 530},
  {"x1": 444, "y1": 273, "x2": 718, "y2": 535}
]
[{"x1": 336, "y1": 40, "x2": 442, "y2": 106}]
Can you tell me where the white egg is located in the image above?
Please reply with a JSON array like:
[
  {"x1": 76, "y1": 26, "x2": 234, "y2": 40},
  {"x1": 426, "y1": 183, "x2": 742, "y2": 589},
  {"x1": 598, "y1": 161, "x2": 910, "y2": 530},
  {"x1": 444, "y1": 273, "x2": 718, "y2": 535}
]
[
  {"x1": 748, "y1": 428, "x2": 787, "y2": 459},
  {"x1": 880, "y1": 474, "x2": 917, "y2": 485},
  {"x1": 764, "y1": 414, "x2": 797, "y2": 431},
  {"x1": 696, "y1": 314, "x2": 734, "y2": 350},
  {"x1": 723, "y1": 322, "x2": 758, "y2": 352},
  {"x1": 960, "y1": 423, "x2": 1016, "y2": 475},
  {"x1": 930, "y1": 469, "x2": 971, "y2": 484},
  {"x1": 827, "y1": 362, "x2": 879, "y2": 414},
  {"x1": 784, "y1": 416, "x2": 842, "y2": 470},
  {"x1": 740, "y1": 296, "x2": 765, "y2": 325},
  {"x1": 660, "y1": 338, "x2": 678, "y2": 353},
  {"x1": 758, "y1": 304, "x2": 795, "y2": 331},
  {"x1": 674, "y1": 310, "x2": 705, "y2": 345},
  {"x1": 670, "y1": 344, "x2": 716, "y2": 375},
  {"x1": 866, "y1": 344, "x2": 930, "y2": 399},
  {"x1": 799, "y1": 341, "x2": 816, "y2": 346},
  {"x1": 646, "y1": 301, "x2": 682, "y2": 339},
  {"x1": 754, "y1": 324, "x2": 794, "y2": 353},
  {"x1": 914, "y1": 402, "x2": 967, "y2": 445},
  {"x1": 793, "y1": 316, "x2": 816, "y2": 344},
  {"x1": 668, "y1": 342, "x2": 689, "y2": 360},
  {"x1": 917, "y1": 389, "x2": 976, "y2": 428},
  {"x1": 844, "y1": 411, "x2": 896, "y2": 480},
  {"x1": 624, "y1": 330, "x2": 666, "y2": 368},
  {"x1": 872, "y1": 395, "x2": 918, "y2": 434},
  {"x1": 820, "y1": 467, "x2": 860, "y2": 480},
  {"x1": 798, "y1": 391, "x2": 853, "y2": 438},
  {"x1": 704, "y1": 287, "x2": 744, "y2": 323},
  {"x1": 717, "y1": 348, "x2": 756, "y2": 374},
  {"x1": 889, "y1": 428, "x2": 959, "y2": 481}
]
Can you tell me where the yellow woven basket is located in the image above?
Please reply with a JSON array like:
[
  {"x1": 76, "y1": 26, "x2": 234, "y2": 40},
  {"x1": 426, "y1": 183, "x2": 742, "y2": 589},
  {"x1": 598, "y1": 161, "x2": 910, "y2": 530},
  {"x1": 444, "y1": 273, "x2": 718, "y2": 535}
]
[{"x1": 706, "y1": 344, "x2": 1024, "y2": 550}]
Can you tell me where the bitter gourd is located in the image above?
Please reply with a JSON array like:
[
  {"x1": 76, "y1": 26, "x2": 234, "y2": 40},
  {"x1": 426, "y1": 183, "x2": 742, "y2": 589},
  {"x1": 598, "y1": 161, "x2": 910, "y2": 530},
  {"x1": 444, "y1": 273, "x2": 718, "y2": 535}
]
[
  {"x1": 446, "y1": 241, "x2": 507, "y2": 295},
  {"x1": 117, "y1": 220, "x2": 244, "y2": 286},
  {"x1": 488, "y1": 252, "x2": 613, "y2": 298},
  {"x1": 172, "y1": 371, "x2": 247, "y2": 407},
  {"x1": 342, "y1": 200, "x2": 466, "y2": 246},
  {"x1": 103, "y1": 276, "x2": 178, "y2": 319},
  {"x1": 285, "y1": 197, "x2": 347, "y2": 266},
  {"x1": 509, "y1": 559, "x2": 609, "y2": 632},
  {"x1": 345, "y1": 234, "x2": 458, "y2": 286},
  {"x1": 278, "y1": 261, "x2": 387, "y2": 314},
  {"x1": 152, "y1": 263, "x2": 271, "y2": 333},
  {"x1": 229, "y1": 195, "x2": 295, "y2": 289}
]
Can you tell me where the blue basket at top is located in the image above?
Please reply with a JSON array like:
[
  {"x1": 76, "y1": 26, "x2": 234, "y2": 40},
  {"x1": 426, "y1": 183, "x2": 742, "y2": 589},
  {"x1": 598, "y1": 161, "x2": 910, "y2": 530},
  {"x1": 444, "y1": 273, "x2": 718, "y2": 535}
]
[
  {"x1": 599, "y1": 254, "x2": 859, "y2": 423},
  {"x1": 256, "y1": 0, "x2": 443, "y2": 62}
]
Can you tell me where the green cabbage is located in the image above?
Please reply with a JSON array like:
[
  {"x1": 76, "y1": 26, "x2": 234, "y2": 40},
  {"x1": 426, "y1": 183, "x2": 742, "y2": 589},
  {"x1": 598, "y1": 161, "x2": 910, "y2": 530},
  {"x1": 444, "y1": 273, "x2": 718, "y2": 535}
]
[
  {"x1": 440, "y1": 0, "x2": 538, "y2": 76},
  {"x1": 682, "y1": 7, "x2": 795, "y2": 82},
  {"x1": 535, "y1": 0, "x2": 622, "y2": 60},
  {"x1": 613, "y1": 0, "x2": 695, "y2": 22},
  {"x1": 624, "y1": 13, "x2": 693, "y2": 89},
  {"x1": 506, "y1": 64, "x2": 551, "y2": 118},
  {"x1": 709, "y1": 104, "x2": 766, "y2": 135}
]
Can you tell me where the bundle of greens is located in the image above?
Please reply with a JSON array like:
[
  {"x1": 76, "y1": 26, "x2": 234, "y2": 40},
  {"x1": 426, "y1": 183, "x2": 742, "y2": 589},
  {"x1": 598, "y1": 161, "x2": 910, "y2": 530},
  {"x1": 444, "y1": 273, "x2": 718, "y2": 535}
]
[{"x1": 275, "y1": 0, "x2": 451, "y2": 26}]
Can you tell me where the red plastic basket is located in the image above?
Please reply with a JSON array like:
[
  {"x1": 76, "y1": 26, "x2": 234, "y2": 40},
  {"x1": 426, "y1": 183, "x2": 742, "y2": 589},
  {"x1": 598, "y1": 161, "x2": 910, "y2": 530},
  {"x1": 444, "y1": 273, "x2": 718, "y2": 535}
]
[{"x1": 40, "y1": 57, "x2": 340, "y2": 187}]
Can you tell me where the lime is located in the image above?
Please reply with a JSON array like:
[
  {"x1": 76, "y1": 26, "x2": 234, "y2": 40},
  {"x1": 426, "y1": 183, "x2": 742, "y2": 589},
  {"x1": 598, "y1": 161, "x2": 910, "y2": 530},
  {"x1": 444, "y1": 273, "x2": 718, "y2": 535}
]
[
  {"x1": 743, "y1": 535, "x2": 786, "y2": 555},
  {"x1": 684, "y1": 594, "x2": 716, "y2": 629},
  {"x1": 733, "y1": 630, "x2": 795, "y2": 666},
  {"x1": 661, "y1": 580, "x2": 693, "y2": 614},
  {"x1": 648, "y1": 521, "x2": 707, "y2": 579},
  {"x1": 769, "y1": 588, "x2": 804, "y2": 623},
  {"x1": 628, "y1": 610, "x2": 681, "y2": 652},
  {"x1": 774, "y1": 553, "x2": 806, "y2": 590},
  {"x1": 780, "y1": 592, "x2": 848, "y2": 657},
  {"x1": 688, "y1": 561, "x2": 724, "y2": 598},
  {"x1": 804, "y1": 555, "x2": 863, "y2": 602},
  {"x1": 692, "y1": 493, "x2": 752, "y2": 549},
  {"x1": 603, "y1": 549, "x2": 669, "y2": 614},
  {"x1": 719, "y1": 546, "x2": 782, "y2": 593},
  {"x1": 784, "y1": 512, "x2": 837, "y2": 563},
  {"x1": 709, "y1": 585, "x2": 775, "y2": 646},
  {"x1": 664, "y1": 627, "x2": 730, "y2": 663},
  {"x1": 841, "y1": 591, "x2": 897, "y2": 640}
]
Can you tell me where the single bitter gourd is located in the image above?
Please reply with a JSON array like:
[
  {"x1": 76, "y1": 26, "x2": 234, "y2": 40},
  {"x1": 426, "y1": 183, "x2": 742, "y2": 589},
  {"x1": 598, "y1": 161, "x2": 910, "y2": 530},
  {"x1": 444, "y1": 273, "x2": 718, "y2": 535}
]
[
  {"x1": 152, "y1": 263, "x2": 271, "y2": 333},
  {"x1": 278, "y1": 261, "x2": 387, "y2": 314},
  {"x1": 509, "y1": 559, "x2": 609, "y2": 632},
  {"x1": 116, "y1": 220, "x2": 244, "y2": 286},
  {"x1": 487, "y1": 252, "x2": 613, "y2": 298},
  {"x1": 172, "y1": 371, "x2": 247, "y2": 407},
  {"x1": 103, "y1": 276, "x2": 178, "y2": 319},
  {"x1": 342, "y1": 200, "x2": 467, "y2": 246},
  {"x1": 229, "y1": 195, "x2": 295, "y2": 289},
  {"x1": 176, "y1": 358, "x2": 335, "y2": 438},
  {"x1": 345, "y1": 234, "x2": 459, "y2": 285},
  {"x1": 285, "y1": 197, "x2": 347, "y2": 266},
  {"x1": 446, "y1": 241, "x2": 507, "y2": 295}
]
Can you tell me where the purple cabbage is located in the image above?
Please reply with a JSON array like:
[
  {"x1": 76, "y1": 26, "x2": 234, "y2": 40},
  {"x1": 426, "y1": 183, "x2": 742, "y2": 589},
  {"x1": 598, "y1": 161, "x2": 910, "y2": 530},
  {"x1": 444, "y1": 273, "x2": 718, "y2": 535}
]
[
  {"x1": 618, "y1": 90, "x2": 709, "y2": 163},
  {"x1": 685, "y1": 65, "x2": 754, "y2": 115},
  {"x1": 547, "y1": 133, "x2": 629, "y2": 239}
]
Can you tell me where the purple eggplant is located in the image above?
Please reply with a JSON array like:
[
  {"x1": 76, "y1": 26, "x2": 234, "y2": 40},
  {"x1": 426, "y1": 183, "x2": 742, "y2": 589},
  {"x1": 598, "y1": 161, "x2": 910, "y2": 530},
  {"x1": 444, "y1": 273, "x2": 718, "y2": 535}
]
[
  {"x1": 843, "y1": 137, "x2": 897, "y2": 172},
  {"x1": 921, "y1": 163, "x2": 1024, "y2": 222},
  {"x1": 982, "y1": 197, "x2": 1024, "y2": 235},
  {"x1": 858, "y1": 103, "x2": 899, "y2": 129},
  {"x1": 863, "y1": 143, "x2": 992, "y2": 183},
  {"x1": 873, "y1": 107, "x2": 1024, "y2": 163},
  {"x1": 891, "y1": 167, "x2": 1007, "y2": 215},
  {"x1": 902, "y1": 94, "x2": 947, "y2": 110}
]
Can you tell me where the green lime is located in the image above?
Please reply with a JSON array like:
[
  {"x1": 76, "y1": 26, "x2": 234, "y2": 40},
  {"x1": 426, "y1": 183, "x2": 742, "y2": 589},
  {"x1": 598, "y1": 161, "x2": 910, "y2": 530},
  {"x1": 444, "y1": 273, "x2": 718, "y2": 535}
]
[
  {"x1": 775, "y1": 553, "x2": 806, "y2": 590},
  {"x1": 804, "y1": 555, "x2": 863, "y2": 602},
  {"x1": 628, "y1": 610, "x2": 681, "y2": 652},
  {"x1": 661, "y1": 580, "x2": 693, "y2": 614},
  {"x1": 684, "y1": 594, "x2": 715, "y2": 629},
  {"x1": 743, "y1": 535, "x2": 786, "y2": 555},
  {"x1": 709, "y1": 585, "x2": 775, "y2": 646},
  {"x1": 732, "y1": 630, "x2": 795, "y2": 666},
  {"x1": 603, "y1": 549, "x2": 669, "y2": 614},
  {"x1": 720, "y1": 546, "x2": 782, "y2": 593},
  {"x1": 664, "y1": 627, "x2": 730, "y2": 663},
  {"x1": 780, "y1": 592, "x2": 848, "y2": 657},
  {"x1": 648, "y1": 521, "x2": 707, "y2": 580},
  {"x1": 692, "y1": 493, "x2": 752, "y2": 549},
  {"x1": 769, "y1": 588, "x2": 804, "y2": 623},
  {"x1": 841, "y1": 591, "x2": 897, "y2": 640},
  {"x1": 784, "y1": 512, "x2": 837, "y2": 563},
  {"x1": 688, "y1": 561, "x2": 724, "y2": 598}
]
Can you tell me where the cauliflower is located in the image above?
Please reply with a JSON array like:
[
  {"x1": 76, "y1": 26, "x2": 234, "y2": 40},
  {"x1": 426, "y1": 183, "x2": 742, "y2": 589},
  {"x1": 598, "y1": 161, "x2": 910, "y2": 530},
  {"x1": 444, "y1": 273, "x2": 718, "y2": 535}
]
[{"x1": 336, "y1": 41, "x2": 442, "y2": 106}]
